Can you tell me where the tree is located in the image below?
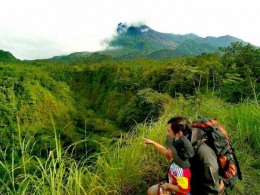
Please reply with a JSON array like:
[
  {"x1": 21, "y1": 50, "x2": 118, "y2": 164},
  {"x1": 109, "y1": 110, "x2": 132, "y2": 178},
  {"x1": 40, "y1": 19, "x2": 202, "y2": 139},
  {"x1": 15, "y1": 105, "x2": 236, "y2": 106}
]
[{"x1": 220, "y1": 42, "x2": 260, "y2": 104}]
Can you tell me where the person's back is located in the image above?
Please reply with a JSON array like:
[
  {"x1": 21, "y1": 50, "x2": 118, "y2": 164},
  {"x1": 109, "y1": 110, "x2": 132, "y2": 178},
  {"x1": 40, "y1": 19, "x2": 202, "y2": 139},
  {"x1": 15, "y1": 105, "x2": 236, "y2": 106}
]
[
  {"x1": 189, "y1": 142, "x2": 220, "y2": 195},
  {"x1": 188, "y1": 127, "x2": 223, "y2": 195}
]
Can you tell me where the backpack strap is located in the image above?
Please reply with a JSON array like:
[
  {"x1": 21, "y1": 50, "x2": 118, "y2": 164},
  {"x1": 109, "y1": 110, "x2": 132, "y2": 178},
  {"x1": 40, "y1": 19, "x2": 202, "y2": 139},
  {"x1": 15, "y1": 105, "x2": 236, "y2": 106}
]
[
  {"x1": 232, "y1": 151, "x2": 243, "y2": 180},
  {"x1": 193, "y1": 138, "x2": 207, "y2": 153}
]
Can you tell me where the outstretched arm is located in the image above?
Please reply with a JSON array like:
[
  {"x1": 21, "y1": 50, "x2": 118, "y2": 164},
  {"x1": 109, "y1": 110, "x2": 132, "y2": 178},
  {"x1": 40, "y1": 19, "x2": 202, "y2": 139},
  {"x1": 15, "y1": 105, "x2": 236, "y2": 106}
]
[{"x1": 143, "y1": 138, "x2": 170, "y2": 157}]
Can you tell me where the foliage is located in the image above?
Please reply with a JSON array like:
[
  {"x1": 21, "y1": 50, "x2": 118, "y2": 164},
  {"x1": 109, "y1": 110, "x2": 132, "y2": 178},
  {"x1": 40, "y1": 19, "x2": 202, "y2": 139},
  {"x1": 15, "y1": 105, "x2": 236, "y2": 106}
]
[
  {"x1": 0, "y1": 42, "x2": 259, "y2": 194},
  {"x1": 99, "y1": 24, "x2": 248, "y2": 60},
  {"x1": 220, "y1": 42, "x2": 260, "y2": 104},
  {"x1": 0, "y1": 50, "x2": 18, "y2": 62},
  {"x1": 0, "y1": 96, "x2": 259, "y2": 194}
]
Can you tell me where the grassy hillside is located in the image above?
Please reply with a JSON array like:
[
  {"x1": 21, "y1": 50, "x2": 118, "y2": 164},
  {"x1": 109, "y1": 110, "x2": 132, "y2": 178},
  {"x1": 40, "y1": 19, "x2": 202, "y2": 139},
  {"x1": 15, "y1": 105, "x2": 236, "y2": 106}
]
[
  {"x1": 0, "y1": 42, "x2": 259, "y2": 194},
  {"x1": 0, "y1": 96, "x2": 259, "y2": 194}
]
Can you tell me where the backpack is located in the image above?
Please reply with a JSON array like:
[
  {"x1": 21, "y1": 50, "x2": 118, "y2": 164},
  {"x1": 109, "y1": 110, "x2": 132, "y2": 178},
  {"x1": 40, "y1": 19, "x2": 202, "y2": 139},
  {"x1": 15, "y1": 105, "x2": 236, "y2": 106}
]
[{"x1": 191, "y1": 118, "x2": 242, "y2": 190}]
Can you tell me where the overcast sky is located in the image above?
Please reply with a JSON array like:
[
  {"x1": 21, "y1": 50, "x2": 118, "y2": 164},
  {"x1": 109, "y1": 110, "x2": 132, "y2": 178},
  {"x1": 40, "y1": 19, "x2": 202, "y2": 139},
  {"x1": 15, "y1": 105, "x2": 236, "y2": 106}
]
[{"x1": 1, "y1": 0, "x2": 260, "y2": 60}]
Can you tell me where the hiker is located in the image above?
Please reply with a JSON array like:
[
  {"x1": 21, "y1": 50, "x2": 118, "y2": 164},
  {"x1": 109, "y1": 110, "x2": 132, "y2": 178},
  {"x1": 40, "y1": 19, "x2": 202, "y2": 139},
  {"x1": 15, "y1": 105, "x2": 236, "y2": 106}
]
[
  {"x1": 143, "y1": 116, "x2": 194, "y2": 195},
  {"x1": 172, "y1": 117, "x2": 225, "y2": 195}
]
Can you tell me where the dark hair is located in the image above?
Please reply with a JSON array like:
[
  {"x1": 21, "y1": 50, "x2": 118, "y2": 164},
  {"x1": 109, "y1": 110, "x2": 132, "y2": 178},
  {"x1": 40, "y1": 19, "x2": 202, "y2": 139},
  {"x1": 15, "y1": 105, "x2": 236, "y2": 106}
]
[{"x1": 167, "y1": 116, "x2": 191, "y2": 136}]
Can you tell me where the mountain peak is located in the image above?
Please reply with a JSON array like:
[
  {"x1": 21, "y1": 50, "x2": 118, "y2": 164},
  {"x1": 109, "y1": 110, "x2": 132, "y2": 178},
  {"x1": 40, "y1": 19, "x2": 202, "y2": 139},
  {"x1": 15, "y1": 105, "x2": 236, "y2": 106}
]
[
  {"x1": 117, "y1": 23, "x2": 150, "y2": 35},
  {"x1": 48, "y1": 23, "x2": 251, "y2": 61}
]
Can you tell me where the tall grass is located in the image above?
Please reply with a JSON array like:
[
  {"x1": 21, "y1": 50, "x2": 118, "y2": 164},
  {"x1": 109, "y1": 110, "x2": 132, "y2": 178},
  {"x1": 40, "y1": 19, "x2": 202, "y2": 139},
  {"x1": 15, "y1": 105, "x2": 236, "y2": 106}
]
[
  {"x1": 137, "y1": 95, "x2": 260, "y2": 195},
  {"x1": 0, "y1": 127, "x2": 156, "y2": 194},
  {"x1": 0, "y1": 96, "x2": 259, "y2": 194},
  {"x1": 224, "y1": 102, "x2": 260, "y2": 150}
]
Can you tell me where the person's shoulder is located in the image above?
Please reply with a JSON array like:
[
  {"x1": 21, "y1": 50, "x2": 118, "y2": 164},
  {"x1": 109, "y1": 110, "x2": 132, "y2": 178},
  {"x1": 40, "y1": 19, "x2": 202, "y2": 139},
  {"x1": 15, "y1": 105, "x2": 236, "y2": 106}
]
[
  {"x1": 195, "y1": 143, "x2": 219, "y2": 169},
  {"x1": 197, "y1": 143, "x2": 217, "y2": 158},
  {"x1": 197, "y1": 142, "x2": 214, "y2": 152}
]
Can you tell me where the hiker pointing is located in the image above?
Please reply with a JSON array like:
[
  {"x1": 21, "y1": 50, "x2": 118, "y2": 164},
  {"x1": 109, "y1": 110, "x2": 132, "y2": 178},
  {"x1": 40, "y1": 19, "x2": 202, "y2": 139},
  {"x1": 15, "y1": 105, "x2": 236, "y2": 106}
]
[
  {"x1": 145, "y1": 116, "x2": 241, "y2": 195},
  {"x1": 164, "y1": 117, "x2": 223, "y2": 195},
  {"x1": 144, "y1": 117, "x2": 194, "y2": 195}
]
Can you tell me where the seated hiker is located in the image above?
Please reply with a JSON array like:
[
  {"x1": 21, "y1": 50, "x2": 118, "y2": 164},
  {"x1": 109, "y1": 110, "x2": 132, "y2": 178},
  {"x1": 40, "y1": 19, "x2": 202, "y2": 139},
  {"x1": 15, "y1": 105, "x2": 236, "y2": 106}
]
[
  {"x1": 177, "y1": 118, "x2": 225, "y2": 195},
  {"x1": 144, "y1": 116, "x2": 194, "y2": 195}
]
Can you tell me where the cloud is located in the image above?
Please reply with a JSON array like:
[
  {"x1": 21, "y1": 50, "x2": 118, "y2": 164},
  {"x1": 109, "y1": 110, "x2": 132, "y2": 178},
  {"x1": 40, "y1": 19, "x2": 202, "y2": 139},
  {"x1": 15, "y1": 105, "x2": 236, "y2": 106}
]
[
  {"x1": 1, "y1": 0, "x2": 260, "y2": 59},
  {"x1": 0, "y1": 27, "x2": 65, "y2": 60},
  {"x1": 0, "y1": 23, "x2": 116, "y2": 60}
]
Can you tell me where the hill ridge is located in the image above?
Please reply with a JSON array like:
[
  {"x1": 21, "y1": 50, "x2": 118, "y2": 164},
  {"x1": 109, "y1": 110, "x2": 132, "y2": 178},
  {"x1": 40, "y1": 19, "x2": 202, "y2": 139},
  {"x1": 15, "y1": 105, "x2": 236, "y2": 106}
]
[
  {"x1": 47, "y1": 23, "x2": 249, "y2": 62},
  {"x1": 0, "y1": 23, "x2": 251, "y2": 62}
]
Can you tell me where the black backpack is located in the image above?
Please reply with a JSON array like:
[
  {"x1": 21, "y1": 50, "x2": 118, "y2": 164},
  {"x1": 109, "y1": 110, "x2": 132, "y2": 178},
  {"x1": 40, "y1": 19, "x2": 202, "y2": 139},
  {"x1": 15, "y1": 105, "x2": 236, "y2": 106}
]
[{"x1": 191, "y1": 118, "x2": 242, "y2": 190}]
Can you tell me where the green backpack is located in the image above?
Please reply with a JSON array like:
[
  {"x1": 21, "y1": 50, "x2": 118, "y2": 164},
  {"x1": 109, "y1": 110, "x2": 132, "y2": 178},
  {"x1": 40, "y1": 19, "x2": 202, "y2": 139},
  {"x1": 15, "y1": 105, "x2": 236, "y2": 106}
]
[{"x1": 191, "y1": 118, "x2": 242, "y2": 190}]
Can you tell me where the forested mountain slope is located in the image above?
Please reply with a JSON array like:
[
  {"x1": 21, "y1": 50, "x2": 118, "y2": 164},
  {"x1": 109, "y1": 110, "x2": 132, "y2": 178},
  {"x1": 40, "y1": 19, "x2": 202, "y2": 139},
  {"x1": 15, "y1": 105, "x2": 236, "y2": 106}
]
[
  {"x1": 1, "y1": 42, "x2": 259, "y2": 153},
  {"x1": 0, "y1": 42, "x2": 259, "y2": 194},
  {"x1": 0, "y1": 49, "x2": 18, "y2": 62}
]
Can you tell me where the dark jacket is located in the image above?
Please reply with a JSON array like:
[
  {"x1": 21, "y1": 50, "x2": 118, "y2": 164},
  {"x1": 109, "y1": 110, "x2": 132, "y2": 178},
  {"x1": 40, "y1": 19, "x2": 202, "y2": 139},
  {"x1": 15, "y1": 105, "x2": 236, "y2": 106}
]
[{"x1": 189, "y1": 128, "x2": 220, "y2": 195}]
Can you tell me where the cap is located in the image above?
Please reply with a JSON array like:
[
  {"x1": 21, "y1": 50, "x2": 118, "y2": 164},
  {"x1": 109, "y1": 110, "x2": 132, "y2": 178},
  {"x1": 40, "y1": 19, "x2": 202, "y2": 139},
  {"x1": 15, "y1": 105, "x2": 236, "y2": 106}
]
[{"x1": 166, "y1": 135, "x2": 194, "y2": 168}]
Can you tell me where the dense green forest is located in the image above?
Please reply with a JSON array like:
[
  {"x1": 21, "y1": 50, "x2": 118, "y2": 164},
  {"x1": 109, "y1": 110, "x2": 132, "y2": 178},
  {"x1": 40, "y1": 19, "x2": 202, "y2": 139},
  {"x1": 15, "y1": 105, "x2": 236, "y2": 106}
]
[{"x1": 0, "y1": 42, "x2": 259, "y2": 194}]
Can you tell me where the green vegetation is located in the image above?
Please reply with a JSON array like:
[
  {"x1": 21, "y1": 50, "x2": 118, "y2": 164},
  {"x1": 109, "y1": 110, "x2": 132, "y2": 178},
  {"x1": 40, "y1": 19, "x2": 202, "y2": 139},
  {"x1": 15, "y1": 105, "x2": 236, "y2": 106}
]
[
  {"x1": 0, "y1": 50, "x2": 18, "y2": 62},
  {"x1": 46, "y1": 25, "x2": 249, "y2": 62},
  {"x1": 102, "y1": 24, "x2": 247, "y2": 60},
  {"x1": 0, "y1": 42, "x2": 259, "y2": 194},
  {"x1": 0, "y1": 97, "x2": 259, "y2": 194}
]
